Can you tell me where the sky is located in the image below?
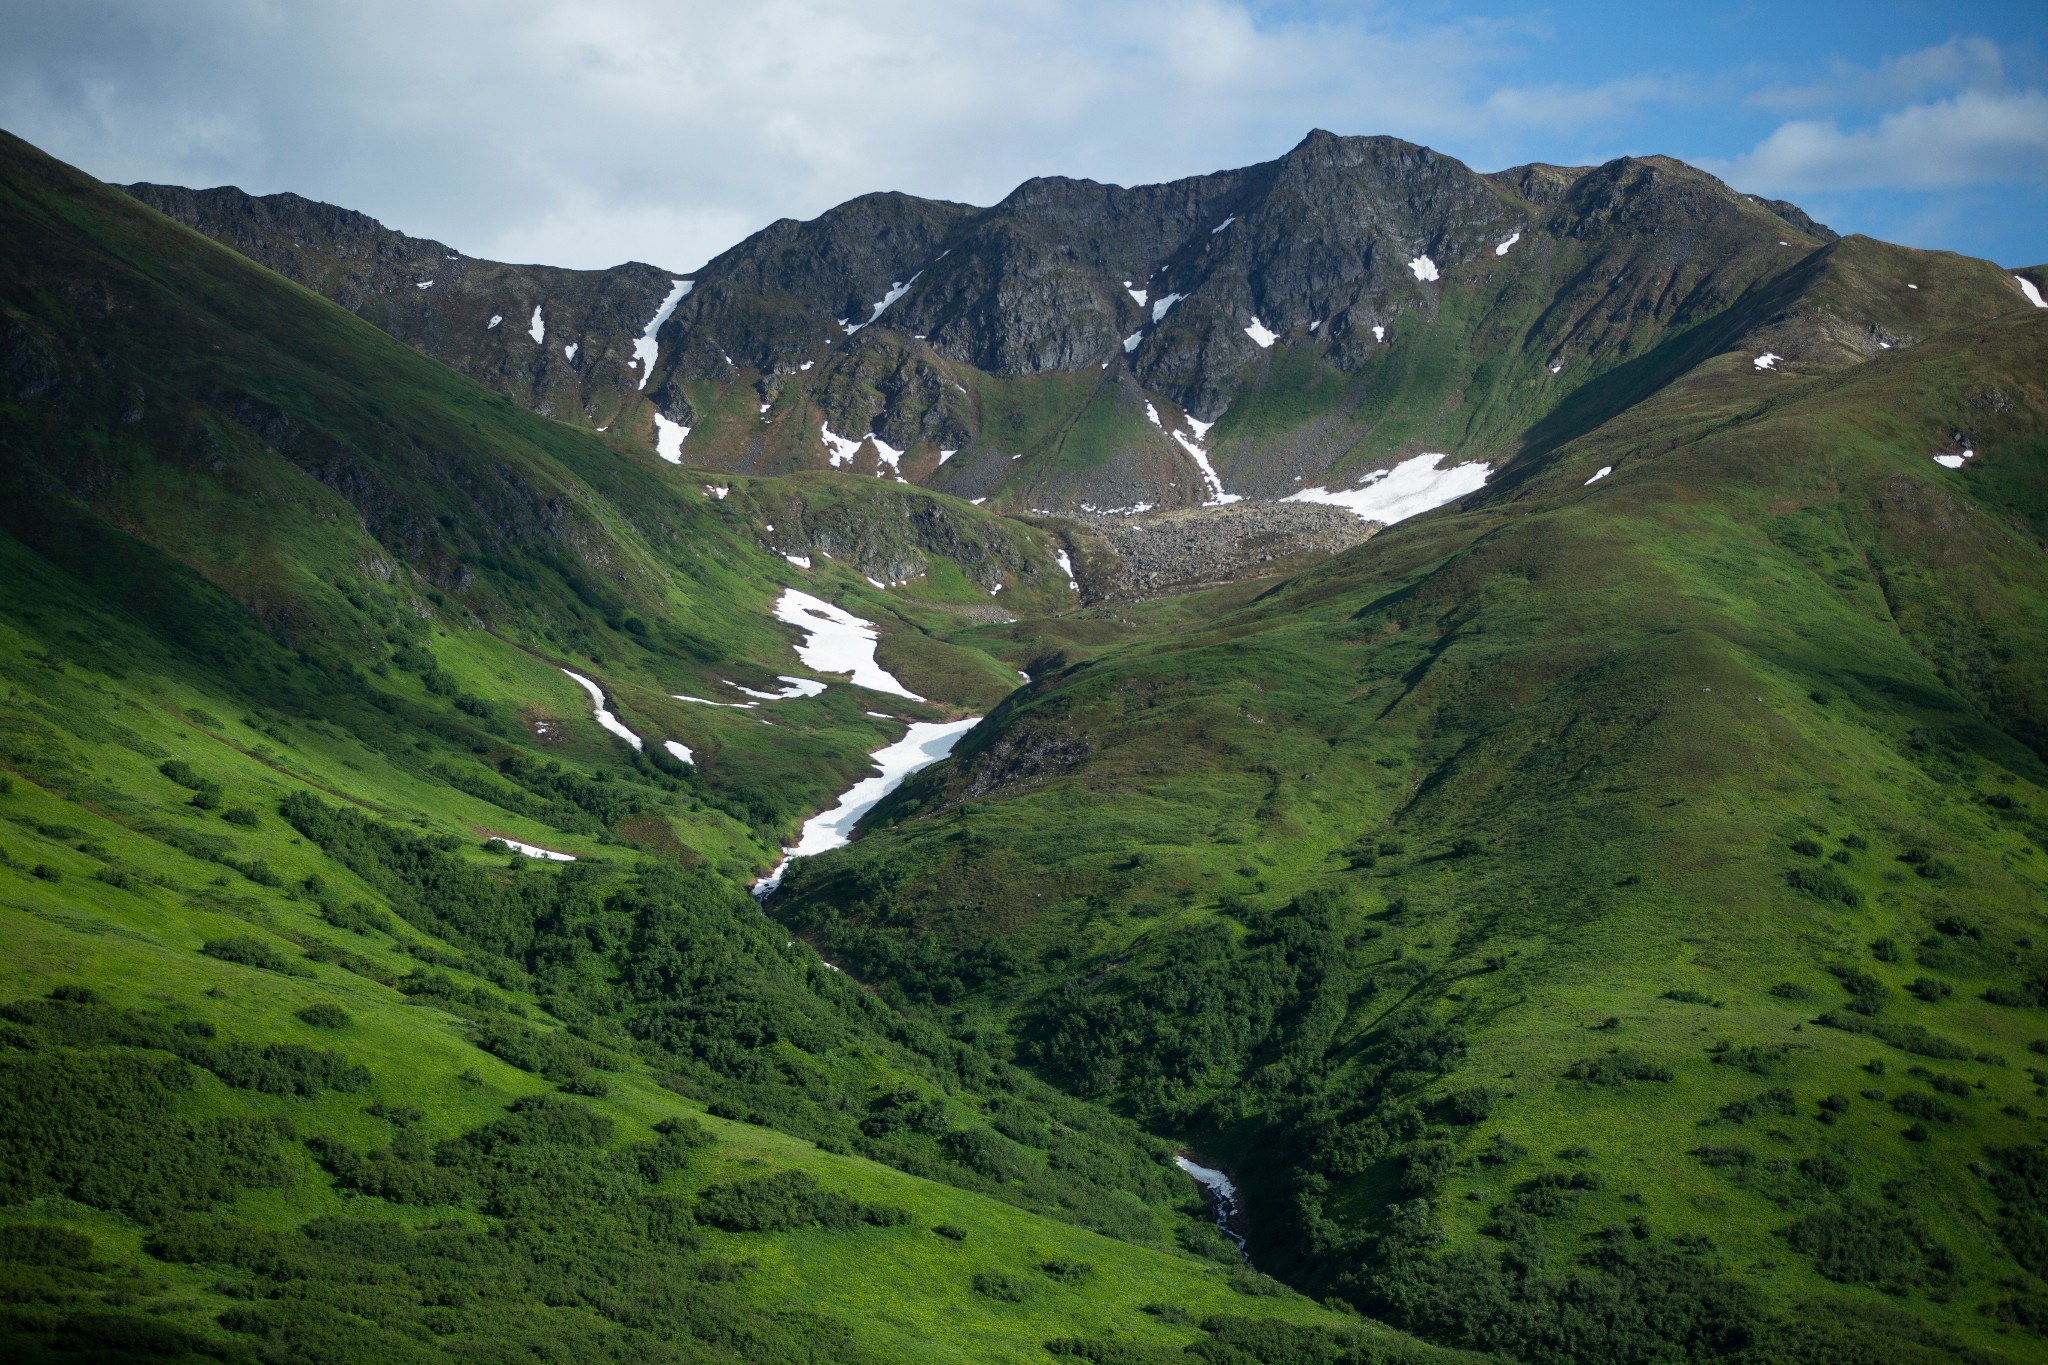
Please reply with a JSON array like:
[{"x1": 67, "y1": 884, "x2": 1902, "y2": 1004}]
[{"x1": 1, "y1": 0, "x2": 2042, "y2": 273}]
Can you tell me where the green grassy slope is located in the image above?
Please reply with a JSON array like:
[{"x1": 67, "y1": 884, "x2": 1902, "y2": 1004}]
[
  {"x1": 772, "y1": 303, "x2": 2048, "y2": 1361},
  {"x1": 0, "y1": 134, "x2": 1469, "y2": 1362}
]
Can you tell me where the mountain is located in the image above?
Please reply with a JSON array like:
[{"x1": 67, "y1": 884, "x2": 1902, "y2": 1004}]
[
  {"x1": 127, "y1": 132, "x2": 2042, "y2": 528},
  {"x1": 7, "y1": 117, "x2": 2048, "y2": 1365},
  {"x1": 1, "y1": 130, "x2": 1438, "y2": 1363}
]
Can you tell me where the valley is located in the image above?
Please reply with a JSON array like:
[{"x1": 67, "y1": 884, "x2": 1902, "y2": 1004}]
[{"x1": 2, "y1": 117, "x2": 2046, "y2": 1365}]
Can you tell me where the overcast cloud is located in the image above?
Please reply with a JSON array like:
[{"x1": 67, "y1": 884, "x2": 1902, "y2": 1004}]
[{"x1": 1, "y1": 1, "x2": 2043, "y2": 271}]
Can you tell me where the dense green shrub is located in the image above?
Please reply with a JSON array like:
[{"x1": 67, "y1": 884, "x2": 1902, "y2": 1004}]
[
  {"x1": 694, "y1": 1168, "x2": 908, "y2": 1232},
  {"x1": 200, "y1": 934, "x2": 310, "y2": 977}
]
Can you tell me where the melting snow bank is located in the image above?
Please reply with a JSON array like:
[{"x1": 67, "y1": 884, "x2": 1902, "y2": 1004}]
[
  {"x1": 753, "y1": 718, "x2": 980, "y2": 897},
  {"x1": 1175, "y1": 1156, "x2": 1249, "y2": 1260},
  {"x1": 662, "y1": 740, "x2": 694, "y2": 764},
  {"x1": 560, "y1": 669, "x2": 644, "y2": 750},
  {"x1": 2017, "y1": 276, "x2": 2048, "y2": 309},
  {"x1": 653, "y1": 413, "x2": 690, "y2": 463},
  {"x1": 632, "y1": 279, "x2": 693, "y2": 391},
  {"x1": 773, "y1": 590, "x2": 923, "y2": 700},
  {"x1": 489, "y1": 836, "x2": 576, "y2": 862},
  {"x1": 1933, "y1": 449, "x2": 1975, "y2": 469},
  {"x1": 1585, "y1": 466, "x2": 1612, "y2": 485},
  {"x1": 728, "y1": 676, "x2": 828, "y2": 701},
  {"x1": 1284, "y1": 452, "x2": 1490, "y2": 525},
  {"x1": 1408, "y1": 254, "x2": 1439, "y2": 282},
  {"x1": 1753, "y1": 353, "x2": 1780, "y2": 371}
]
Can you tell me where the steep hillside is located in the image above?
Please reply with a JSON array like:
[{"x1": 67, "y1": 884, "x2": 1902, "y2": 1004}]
[
  {"x1": 772, "y1": 282, "x2": 2048, "y2": 1361},
  {"x1": 0, "y1": 130, "x2": 1469, "y2": 1363}
]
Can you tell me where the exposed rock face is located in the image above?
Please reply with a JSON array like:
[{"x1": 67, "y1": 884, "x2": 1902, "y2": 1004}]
[
  {"x1": 136, "y1": 133, "x2": 2020, "y2": 517},
  {"x1": 123, "y1": 183, "x2": 683, "y2": 427},
  {"x1": 1059, "y1": 502, "x2": 1377, "y2": 601}
]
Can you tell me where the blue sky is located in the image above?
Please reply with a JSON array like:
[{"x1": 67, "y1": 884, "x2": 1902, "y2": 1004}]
[{"x1": 1, "y1": 0, "x2": 2042, "y2": 271}]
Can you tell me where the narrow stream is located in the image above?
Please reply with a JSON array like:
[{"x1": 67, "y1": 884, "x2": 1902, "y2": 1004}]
[{"x1": 1175, "y1": 1154, "x2": 1250, "y2": 1261}]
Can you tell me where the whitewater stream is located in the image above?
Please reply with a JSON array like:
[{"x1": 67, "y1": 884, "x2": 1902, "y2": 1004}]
[{"x1": 1176, "y1": 1154, "x2": 1250, "y2": 1261}]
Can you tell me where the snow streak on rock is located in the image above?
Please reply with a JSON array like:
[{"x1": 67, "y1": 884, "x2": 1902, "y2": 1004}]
[
  {"x1": 560, "y1": 669, "x2": 643, "y2": 750},
  {"x1": 1151, "y1": 292, "x2": 1186, "y2": 323},
  {"x1": 1408, "y1": 255, "x2": 1439, "y2": 282},
  {"x1": 1494, "y1": 231, "x2": 1521, "y2": 256},
  {"x1": 632, "y1": 279, "x2": 693, "y2": 391},
  {"x1": 844, "y1": 273, "x2": 920, "y2": 335},
  {"x1": 528, "y1": 305, "x2": 546, "y2": 344},
  {"x1": 1585, "y1": 466, "x2": 1612, "y2": 485},
  {"x1": 1244, "y1": 317, "x2": 1278, "y2": 348}
]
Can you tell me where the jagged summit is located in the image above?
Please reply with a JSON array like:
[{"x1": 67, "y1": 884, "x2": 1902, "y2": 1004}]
[{"x1": 128, "y1": 131, "x2": 2032, "y2": 519}]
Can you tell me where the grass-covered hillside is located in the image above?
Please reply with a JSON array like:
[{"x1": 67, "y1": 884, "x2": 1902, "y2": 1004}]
[
  {"x1": 0, "y1": 133, "x2": 1471, "y2": 1362},
  {"x1": 772, "y1": 263, "x2": 2048, "y2": 1361}
]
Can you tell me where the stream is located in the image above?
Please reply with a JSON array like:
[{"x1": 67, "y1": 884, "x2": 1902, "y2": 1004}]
[{"x1": 1175, "y1": 1154, "x2": 1250, "y2": 1261}]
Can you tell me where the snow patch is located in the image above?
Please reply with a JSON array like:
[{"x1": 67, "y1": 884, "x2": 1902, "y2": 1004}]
[
  {"x1": 1211, "y1": 216, "x2": 1235, "y2": 234},
  {"x1": 1408, "y1": 255, "x2": 1439, "y2": 282},
  {"x1": 1144, "y1": 402, "x2": 1163, "y2": 428},
  {"x1": 662, "y1": 740, "x2": 694, "y2": 765},
  {"x1": 1372, "y1": 325, "x2": 1386, "y2": 343},
  {"x1": 1125, "y1": 284, "x2": 1149, "y2": 307},
  {"x1": 1244, "y1": 317, "x2": 1278, "y2": 348},
  {"x1": 1151, "y1": 292, "x2": 1186, "y2": 322},
  {"x1": 631, "y1": 279, "x2": 692, "y2": 391},
  {"x1": 1753, "y1": 352, "x2": 1780, "y2": 371},
  {"x1": 488, "y1": 315, "x2": 502, "y2": 329},
  {"x1": 1055, "y1": 549, "x2": 1078, "y2": 591},
  {"x1": 821, "y1": 421, "x2": 864, "y2": 467},
  {"x1": 937, "y1": 448, "x2": 957, "y2": 465},
  {"x1": 843, "y1": 273, "x2": 920, "y2": 335},
  {"x1": 705, "y1": 484, "x2": 728, "y2": 499},
  {"x1": 561, "y1": 669, "x2": 643, "y2": 750},
  {"x1": 1932, "y1": 449, "x2": 1974, "y2": 469},
  {"x1": 653, "y1": 413, "x2": 690, "y2": 463},
  {"x1": 728, "y1": 676, "x2": 828, "y2": 701},
  {"x1": 970, "y1": 497, "x2": 986, "y2": 505},
  {"x1": 2017, "y1": 276, "x2": 2048, "y2": 309},
  {"x1": 528, "y1": 306, "x2": 545, "y2": 345},
  {"x1": 1494, "y1": 231, "x2": 1521, "y2": 256},
  {"x1": 563, "y1": 342, "x2": 578, "y2": 362},
  {"x1": 871, "y1": 434, "x2": 905, "y2": 477},
  {"x1": 1172, "y1": 431, "x2": 1240, "y2": 505},
  {"x1": 1907, "y1": 283, "x2": 1919, "y2": 290},
  {"x1": 491, "y1": 836, "x2": 575, "y2": 862},
  {"x1": 415, "y1": 280, "x2": 434, "y2": 290},
  {"x1": 1285, "y1": 452, "x2": 1491, "y2": 525},
  {"x1": 799, "y1": 360, "x2": 813, "y2": 371},
  {"x1": 753, "y1": 717, "x2": 980, "y2": 896},
  {"x1": 784, "y1": 554, "x2": 812, "y2": 569},
  {"x1": 1585, "y1": 466, "x2": 1612, "y2": 485},
  {"x1": 1124, "y1": 329, "x2": 1145, "y2": 353},
  {"x1": 772, "y1": 589, "x2": 923, "y2": 700}
]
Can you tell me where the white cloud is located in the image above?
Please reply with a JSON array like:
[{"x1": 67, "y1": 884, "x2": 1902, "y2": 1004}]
[
  {"x1": 1711, "y1": 87, "x2": 2048, "y2": 193},
  {"x1": 1749, "y1": 37, "x2": 2010, "y2": 114},
  {"x1": 0, "y1": 0, "x2": 1678, "y2": 272}
]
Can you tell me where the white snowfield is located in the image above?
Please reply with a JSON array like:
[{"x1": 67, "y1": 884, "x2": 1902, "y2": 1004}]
[
  {"x1": 773, "y1": 589, "x2": 923, "y2": 700},
  {"x1": 632, "y1": 279, "x2": 693, "y2": 391},
  {"x1": 1244, "y1": 317, "x2": 1279, "y2": 348},
  {"x1": 844, "y1": 274, "x2": 919, "y2": 335},
  {"x1": 1372, "y1": 324, "x2": 1386, "y2": 343},
  {"x1": 488, "y1": 315, "x2": 502, "y2": 329},
  {"x1": 1124, "y1": 283, "x2": 1148, "y2": 306},
  {"x1": 1585, "y1": 466, "x2": 1613, "y2": 485},
  {"x1": 563, "y1": 342, "x2": 578, "y2": 362},
  {"x1": 1172, "y1": 431, "x2": 1240, "y2": 505},
  {"x1": 728, "y1": 676, "x2": 828, "y2": 701},
  {"x1": 560, "y1": 669, "x2": 644, "y2": 750},
  {"x1": 1124, "y1": 329, "x2": 1145, "y2": 353},
  {"x1": 528, "y1": 306, "x2": 545, "y2": 345},
  {"x1": 784, "y1": 553, "x2": 812, "y2": 569},
  {"x1": 753, "y1": 717, "x2": 980, "y2": 897},
  {"x1": 1285, "y1": 452, "x2": 1491, "y2": 524},
  {"x1": 1212, "y1": 216, "x2": 1235, "y2": 234},
  {"x1": 1932, "y1": 449, "x2": 1975, "y2": 470},
  {"x1": 1055, "y1": 548, "x2": 1078, "y2": 591},
  {"x1": 662, "y1": 740, "x2": 694, "y2": 765},
  {"x1": 705, "y1": 485, "x2": 729, "y2": 499},
  {"x1": 2017, "y1": 276, "x2": 2048, "y2": 309},
  {"x1": 1753, "y1": 353, "x2": 1780, "y2": 371},
  {"x1": 489, "y1": 836, "x2": 576, "y2": 862},
  {"x1": 1151, "y1": 292, "x2": 1186, "y2": 322},
  {"x1": 1494, "y1": 231, "x2": 1521, "y2": 256},
  {"x1": 1408, "y1": 255, "x2": 1439, "y2": 282},
  {"x1": 653, "y1": 413, "x2": 690, "y2": 463},
  {"x1": 415, "y1": 280, "x2": 434, "y2": 290},
  {"x1": 937, "y1": 448, "x2": 957, "y2": 465}
]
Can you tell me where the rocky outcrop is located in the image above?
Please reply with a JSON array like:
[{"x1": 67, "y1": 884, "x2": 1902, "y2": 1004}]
[{"x1": 1059, "y1": 502, "x2": 1376, "y2": 601}]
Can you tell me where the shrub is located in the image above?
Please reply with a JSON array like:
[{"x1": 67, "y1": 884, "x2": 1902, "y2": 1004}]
[
  {"x1": 1907, "y1": 976, "x2": 1953, "y2": 1004},
  {"x1": 1767, "y1": 981, "x2": 1811, "y2": 1001},
  {"x1": 1786, "y1": 866, "x2": 1861, "y2": 907},
  {"x1": 221, "y1": 807, "x2": 259, "y2": 827},
  {"x1": 1870, "y1": 937, "x2": 1901, "y2": 963},
  {"x1": 1663, "y1": 989, "x2": 1722, "y2": 1008},
  {"x1": 1566, "y1": 1051, "x2": 1673, "y2": 1085},
  {"x1": 971, "y1": 1269, "x2": 1033, "y2": 1302},
  {"x1": 1041, "y1": 1258, "x2": 1094, "y2": 1282},
  {"x1": 932, "y1": 1224, "x2": 968, "y2": 1241},
  {"x1": 695, "y1": 1169, "x2": 908, "y2": 1232},
  {"x1": 200, "y1": 936, "x2": 311, "y2": 978},
  {"x1": 1791, "y1": 838, "x2": 1823, "y2": 858},
  {"x1": 296, "y1": 1002, "x2": 352, "y2": 1029}
]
